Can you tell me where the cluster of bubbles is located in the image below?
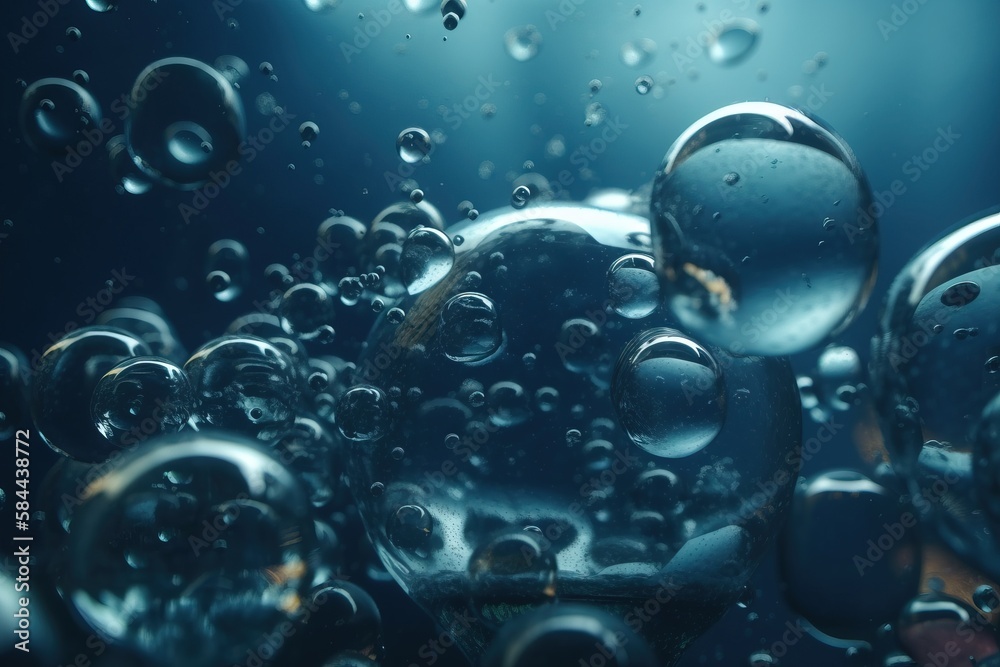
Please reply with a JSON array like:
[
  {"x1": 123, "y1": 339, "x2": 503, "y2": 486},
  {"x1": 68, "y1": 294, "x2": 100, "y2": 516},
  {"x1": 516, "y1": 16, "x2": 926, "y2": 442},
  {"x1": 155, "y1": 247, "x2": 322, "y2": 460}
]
[
  {"x1": 8, "y1": 92, "x2": 894, "y2": 667},
  {"x1": 14, "y1": 6, "x2": 1000, "y2": 664}
]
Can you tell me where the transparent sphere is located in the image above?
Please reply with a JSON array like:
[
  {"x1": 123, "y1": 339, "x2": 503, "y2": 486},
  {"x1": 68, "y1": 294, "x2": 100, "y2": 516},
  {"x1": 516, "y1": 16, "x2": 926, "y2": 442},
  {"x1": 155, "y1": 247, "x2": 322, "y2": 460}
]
[
  {"x1": 707, "y1": 19, "x2": 760, "y2": 66},
  {"x1": 64, "y1": 431, "x2": 315, "y2": 667},
  {"x1": 611, "y1": 328, "x2": 726, "y2": 459},
  {"x1": 184, "y1": 335, "x2": 302, "y2": 441},
  {"x1": 125, "y1": 57, "x2": 246, "y2": 190},
  {"x1": 504, "y1": 25, "x2": 543, "y2": 62},
  {"x1": 19, "y1": 78, "x2": 102, "y2": 155},
  {"x1": 896, "y1": 595, "x2": 1000, "y2": 666},
  {"x1": 778, "y1": 470, "x2": 921, "y2": 641},
  {"x1": 396, "y1": 127, "x2": 432, "y2": 164},
  {"x1": 871, "y1": 208, "x2": 1000, "y2": 582},
  {"x1": 280, "y1": 283, "x2": 335, "y2": 341},
  {"x1": 91, "y1": 356, "x2": 194, "y2": 447},
  {"x1": 29, "y1": 326, "x2": 152, "y2": 462},
  {"x1": 341, "y1": 204, "x2": 801, "y2": 665},
  {"x1": 213, "y1": 55, "x2": 250, "y2": 86},
  {"x1": 650, "y1": 101, "x2": 878, "y2": 356},
  {"x1": 607, "y1": 253, "x2": 660, "y2": 320},
  {"x1": 279, "y1": 579, "x2": 383, "y2": 664},
  {"x1": 400, "y1": 226, "x2": 455, "y2": 295},
  {"x1": 107, "y1": 133, "x2": 154, "y2": 195},
  {"x1": 206, "y1": 239, "x2": 250, "y2": 303}
]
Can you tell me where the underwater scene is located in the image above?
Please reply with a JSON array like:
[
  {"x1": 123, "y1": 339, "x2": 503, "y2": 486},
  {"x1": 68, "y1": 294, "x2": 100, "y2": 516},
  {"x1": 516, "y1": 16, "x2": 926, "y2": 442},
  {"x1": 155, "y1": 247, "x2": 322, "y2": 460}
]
[{"x1": 2, "y1": 1, "x2": 1000, "y2": 666}]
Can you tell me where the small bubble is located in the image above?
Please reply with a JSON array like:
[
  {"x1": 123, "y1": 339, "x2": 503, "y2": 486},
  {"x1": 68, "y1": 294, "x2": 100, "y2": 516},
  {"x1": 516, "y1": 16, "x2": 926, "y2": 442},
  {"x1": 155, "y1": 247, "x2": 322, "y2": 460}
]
[
  {"x1": 387, "y1": 307, "x2": 405, "y2": 324},
  {"x1": 974, "y1": 584, "x2": 1000, "y2": 613}
]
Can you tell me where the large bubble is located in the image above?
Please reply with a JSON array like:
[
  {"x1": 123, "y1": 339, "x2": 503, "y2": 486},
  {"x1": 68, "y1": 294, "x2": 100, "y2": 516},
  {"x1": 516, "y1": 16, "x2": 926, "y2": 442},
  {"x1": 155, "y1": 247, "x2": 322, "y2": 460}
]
[
  {"x1": 341, "y1": 203, "x2": 801, "y2": 665},
  {"x1": 125, "y1": 57, "x2": 246, "y2": 190},
  {"x1": 19, "y1": 78, "x2": 102, "y2": 156},
  {"x1": 64, "y1": 431, "x2": 316, "y2": 667},
  {"x1": 183, "y1": 335, "x2": 303, "y2": 441},
  {"x1": 29, "y1": 326, "x2": 152, "y2": 462},
  {"x1": 778, "y1": 470, "x2": 921, "y2": 641},
  {"x1": 650, "y1": 101, "x2": 878, "y2": 356},
  {"x1": 871, "y1": 208, "x2": 1000, "y2": 583}
]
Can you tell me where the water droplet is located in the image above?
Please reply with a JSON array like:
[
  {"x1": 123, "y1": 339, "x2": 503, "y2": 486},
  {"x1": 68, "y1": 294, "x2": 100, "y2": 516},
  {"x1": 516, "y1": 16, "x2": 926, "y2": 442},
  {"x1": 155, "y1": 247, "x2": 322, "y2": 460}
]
[
  {"x1": 387, "y1": 504, "x2": 433, "y2": 549},
  {"x1": 974, "y1": 584, "x2": 1000, "y2": 613},
  {"x1": 651, "y1": 101, "x2": 878, "y2": 355},
  {"x1": 396, "y1": 127, "x2": 432, "y2": 164},
  {"x1": 468, "y1": 531, "x2": 557, "y2": 624},
  {"x1": 126, "y1": 58, "x2": 246, "y2": 190},
  {"x1": 504, "y1": 25, "x2": 542, "y2": 62},
  {"x1": 511, "y1": 184, "x2": 532, "y2": 208},
  {"x1": 336, "y1": 386, "x2": 390, "y2": 441},
  {"x1": 607, "y1": 253, "x2": 659, "y2": 319},
  {"x1": 439, "y1": 293, "x2": 502, "y2": 363},
  {"x1": 612, "y1": 328, "x2": 725, "y2": 458},
  {"x1": 298, "y1": 121, "x2": 319, "y2": 142},
  {"x1": 940, "y1": 281, "x2": 981, "y2": 307},
  {"x1": 205, "y1": 239, "x2": 249, "y2": 303},
  {"x1": 279, "y1": 283, "x2": 334, "y2": 341},
  {"x1": 987, "y1": 357, "x2": 1000, "y2": 374},
  {"x1": 620, "y1": 38, "x2": 656, "y2": 67},
  {"x1": 634, "y1": 75, "x2": 653, "y2": 95},
  {"x1": 401, "y1": 226, "x2": 455, "y2": 294},
  {"x1": 386, "y1": 307, "x2": 406, "y2": 324}
]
